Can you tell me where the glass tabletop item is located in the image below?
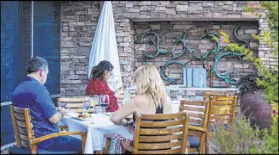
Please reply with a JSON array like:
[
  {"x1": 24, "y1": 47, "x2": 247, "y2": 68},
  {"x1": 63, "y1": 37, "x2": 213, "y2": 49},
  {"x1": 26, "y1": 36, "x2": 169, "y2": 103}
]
[
  {"x1": 121, "y1": 88, "x2": 131, "y2": 107},
  {"x1": 83, "y1": 96, "x2": 91, "y2": 113},
  {"x1": 95, "y1": 95, "x2": 110, "y2": 113}
]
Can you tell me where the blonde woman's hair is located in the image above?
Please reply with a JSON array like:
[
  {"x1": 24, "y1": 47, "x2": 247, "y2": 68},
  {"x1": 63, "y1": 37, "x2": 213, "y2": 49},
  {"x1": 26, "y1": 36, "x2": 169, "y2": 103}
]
[{"x1": 132, "y1": 65, "x2": 168, "y2": 107}]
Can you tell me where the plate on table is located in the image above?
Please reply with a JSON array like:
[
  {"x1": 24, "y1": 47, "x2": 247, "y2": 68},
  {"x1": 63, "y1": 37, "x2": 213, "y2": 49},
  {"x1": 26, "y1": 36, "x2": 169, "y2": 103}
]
[
  {"x1": 104, "y1": 112, "x2": 112, "y2": 117},
  {"x1": 71, "y1": 113, "x2": 92, "y2": 121}
]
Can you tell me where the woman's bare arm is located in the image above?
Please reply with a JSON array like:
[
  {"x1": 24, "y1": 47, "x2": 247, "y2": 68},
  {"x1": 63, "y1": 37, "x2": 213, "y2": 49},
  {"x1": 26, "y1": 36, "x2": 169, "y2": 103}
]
[{"x1": 111, "y1": 96, "x2": 138, "y2": 125}]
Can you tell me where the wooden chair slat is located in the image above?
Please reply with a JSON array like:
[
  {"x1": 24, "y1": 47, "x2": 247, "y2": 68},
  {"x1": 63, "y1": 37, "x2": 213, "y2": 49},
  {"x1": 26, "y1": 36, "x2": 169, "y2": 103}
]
[
  {"x1": 188, "y1": 130, "x2": 202, "y2": 137},
  {"x1": 140, "y1": 118, "x2": 185, "y2": 128},
  {"x1": 62, "y1": 103, "x2": 83, "y2": 107},
  {"x1": 210, "y1": 96, "x2": 235, "y2": 101},
  {"x1": 19, "y1": 134, "x2": 30, "y2": 141},
  {"x1": 18, "y1": 127, "x2": 29, "y2": 136},
  {"x1": 140, "y1": 113, "x2": 187, "y2": 120},
  {"x1": 138, "y1": 141, "x2": 181, "y2": 150},
  {"x1": 13, "y1": 107, "x2": 26, "y2": 114},
  {"x1": 58, "y1": 98, "x2": 85, "y2": 102},
  {"x1": 180, "y1": 101, "x2": 206, "y2": 106},
  {"x1": 186, "y1": 112, "x2": 205, "y2": 119},
  {"x1": 210, "y1": 105, "x2": 234, "y2": 111},
  {"x1": 179, "y1": 106, "x2": 205, "y2": 112},
  {"x1": 139, "y1": 126, "x2": 184, "y2": 135},
  {"x1": 209, "y1": 110, "x2": 234, "y2": 115},
  {"x1": 14, "y1": 113, "x2": 25, "y2": 120},
  {"x1": 210, "y1": 101, "x2": 234, "y2": 105},
  {"x1": 204, "y1": 92, "x2": 229, "y2": 96},
  {"x1": 139, "y1": 134, "x2": 183, "y2": 143},
  {"x1": 137, "y1": 148, "x2": 181, "y2": 154},
  {"x1": 16, "y1": 120, "x2": 28, "y2": 128},
  {"x1": 189, "y1": 119, "x2": 203, "y2": 125}
]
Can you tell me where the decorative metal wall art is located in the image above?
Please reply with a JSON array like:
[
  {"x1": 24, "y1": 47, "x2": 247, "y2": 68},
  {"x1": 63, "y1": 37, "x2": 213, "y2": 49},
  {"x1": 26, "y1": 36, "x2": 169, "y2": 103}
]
[{"x1": 135, "y1": 25, "x2": 258, "y2": 86}]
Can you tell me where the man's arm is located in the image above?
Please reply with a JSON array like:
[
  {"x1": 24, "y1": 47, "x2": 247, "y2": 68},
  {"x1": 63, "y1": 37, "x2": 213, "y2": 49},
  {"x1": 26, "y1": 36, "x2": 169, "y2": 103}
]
[
  {"x1": 36, "y1": 86, "x2": 65, "y2": 124},
  {"x1": 49, "y1": 107, "x2": 66, "y2": 124}
]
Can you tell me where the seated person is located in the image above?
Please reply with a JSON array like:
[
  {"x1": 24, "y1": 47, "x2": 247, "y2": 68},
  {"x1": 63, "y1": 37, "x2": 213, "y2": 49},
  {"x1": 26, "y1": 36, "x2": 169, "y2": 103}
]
[
  {"x1": 86, "y1": 60, "x2": 120, "y2": 112},
  {"x1": 108, "y1": 65, "x2": 173, "y2": 153},
  {"x1": 12, "y1": 56, "x2": 82, "y2": 153}
]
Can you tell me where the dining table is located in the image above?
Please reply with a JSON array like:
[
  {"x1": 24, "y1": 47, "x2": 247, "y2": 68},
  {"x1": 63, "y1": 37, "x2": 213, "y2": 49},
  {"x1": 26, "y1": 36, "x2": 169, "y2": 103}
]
[{"x1": 60, "y1": 101, "x2": 184, "y2": 154}]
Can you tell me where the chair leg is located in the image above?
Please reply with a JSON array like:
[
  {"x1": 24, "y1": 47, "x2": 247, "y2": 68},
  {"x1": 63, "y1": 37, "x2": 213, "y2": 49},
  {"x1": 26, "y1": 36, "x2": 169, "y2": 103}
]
[
  {"x1": 103, "y1": 138, "x2": 111, "y2": 154},
  {"x1": 200, "y1": 133, "x2": 206, "y2": 154},
  {"x1": 95, "y1": 150, "x2": 103, "y2": 154},
  {"x1": 205, "y1": 136, "x2": 209, "y2": 154}
]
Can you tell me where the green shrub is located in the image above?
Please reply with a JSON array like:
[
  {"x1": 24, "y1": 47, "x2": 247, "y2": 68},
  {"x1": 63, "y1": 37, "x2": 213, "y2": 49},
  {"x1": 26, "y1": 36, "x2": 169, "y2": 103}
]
[{"x1": 209, "y1": 113, "x2": 262, "y2": 154}]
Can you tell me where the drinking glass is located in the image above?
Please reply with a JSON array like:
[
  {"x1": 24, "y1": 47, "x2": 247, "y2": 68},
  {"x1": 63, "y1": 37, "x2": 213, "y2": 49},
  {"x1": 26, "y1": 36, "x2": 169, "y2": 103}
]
[
  {"x1": 177, "y1": 90, "x2": 183, "y2": 101},
  {"x1": 89, "y1": 97, "x2": 98, "y2": 113},
  {"x1": 83, "y1": 97, "x2": 91, "y2": 113},
  {"x1": 94, "y1": 105, "x2": 102, "y2": 114}
]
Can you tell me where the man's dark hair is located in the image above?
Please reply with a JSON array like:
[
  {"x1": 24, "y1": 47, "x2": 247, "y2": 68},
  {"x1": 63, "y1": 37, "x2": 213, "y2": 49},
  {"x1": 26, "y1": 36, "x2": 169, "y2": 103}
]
[
  {"x1": 26, "y1": 56, "x2": 48, "y2": 74},
  {"x1": 91, "y1": 60, "x2": 113, "y2": 80}
]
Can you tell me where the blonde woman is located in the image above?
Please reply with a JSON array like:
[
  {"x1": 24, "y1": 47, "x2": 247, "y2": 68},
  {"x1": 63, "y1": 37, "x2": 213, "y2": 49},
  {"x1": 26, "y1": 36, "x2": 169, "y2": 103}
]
[{"x1": 111, "y1": 65, "x2": 173, "y2": 125}]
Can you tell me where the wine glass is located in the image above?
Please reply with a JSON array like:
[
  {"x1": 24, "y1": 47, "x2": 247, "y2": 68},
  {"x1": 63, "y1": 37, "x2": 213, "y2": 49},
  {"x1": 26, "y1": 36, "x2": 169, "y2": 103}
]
[
  {"x1": 98, "y1": 95, "x2": 109, "y2": 113},
  {"x1": 100, "y1": 95, "x2": 110, "y2": 113}
]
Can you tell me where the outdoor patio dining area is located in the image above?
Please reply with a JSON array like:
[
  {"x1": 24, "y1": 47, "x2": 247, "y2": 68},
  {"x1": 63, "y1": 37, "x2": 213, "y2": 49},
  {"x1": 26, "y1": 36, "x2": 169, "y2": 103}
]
[{"x1": 1, "y1": 1, "x2": 278, "y2": 154}]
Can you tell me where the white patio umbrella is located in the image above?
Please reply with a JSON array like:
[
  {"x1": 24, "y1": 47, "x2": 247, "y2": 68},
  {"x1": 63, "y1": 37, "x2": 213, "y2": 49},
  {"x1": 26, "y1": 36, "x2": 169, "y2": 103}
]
[{"x1": 88, "y1": 1, "x2": 123, "y2": 91}]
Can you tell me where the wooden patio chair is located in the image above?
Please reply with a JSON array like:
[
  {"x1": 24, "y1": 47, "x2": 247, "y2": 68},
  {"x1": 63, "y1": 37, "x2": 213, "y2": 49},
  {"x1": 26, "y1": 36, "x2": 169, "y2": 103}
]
[
  {"x1": 179, "y1": 100, "x2": 210, "y2": 154},
  {"x1": 111, "y1": 112, "x2": 190, "y2": 154},
  {"x1": 57, "y1": 96, "x2": 95, "y2": 113},
  {"x1": 205, "y1": 95, "x2": 238, "y2": 153},
  {"x1": 9, "y1": 105, "x2": 87, "y2": 154}
]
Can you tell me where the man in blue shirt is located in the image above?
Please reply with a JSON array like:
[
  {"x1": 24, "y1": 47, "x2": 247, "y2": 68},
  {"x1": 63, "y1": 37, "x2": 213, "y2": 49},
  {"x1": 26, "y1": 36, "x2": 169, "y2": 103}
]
[{"x1": 12, "y1": 56, "x2": 82, "y2": 153}]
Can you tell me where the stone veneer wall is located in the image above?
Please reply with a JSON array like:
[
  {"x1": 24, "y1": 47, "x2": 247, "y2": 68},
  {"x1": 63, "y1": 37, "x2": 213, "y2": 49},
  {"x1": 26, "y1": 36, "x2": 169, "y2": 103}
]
[{"x1": 60, "y1": 1, "x2": 277, "y2": 96}]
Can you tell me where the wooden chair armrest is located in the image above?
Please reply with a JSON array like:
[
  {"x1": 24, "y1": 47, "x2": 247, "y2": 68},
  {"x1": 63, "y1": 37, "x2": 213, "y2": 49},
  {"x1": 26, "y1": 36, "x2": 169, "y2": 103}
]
[
  {"x1": 59, "y1": 125, "x2": 68, "y2": 131},
  {"x1": 120, "y1": 140, "x2": 134, "y2": 153},
  {"x1": 31, "y1": 132, "x2": 86, "y2": 144},
  {"x1": 188, "y1": 125, "x2": 206, "y2": 133}
]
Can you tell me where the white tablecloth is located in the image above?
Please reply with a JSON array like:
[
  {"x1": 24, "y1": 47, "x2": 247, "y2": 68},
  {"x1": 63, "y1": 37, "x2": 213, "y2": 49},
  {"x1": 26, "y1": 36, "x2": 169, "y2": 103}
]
[
  {"x1": 61, "y1": 113, "x2": 133, "y2": 153},
  {"x1": 61, "y1": 103, "x2": 181, "y2": 153}
]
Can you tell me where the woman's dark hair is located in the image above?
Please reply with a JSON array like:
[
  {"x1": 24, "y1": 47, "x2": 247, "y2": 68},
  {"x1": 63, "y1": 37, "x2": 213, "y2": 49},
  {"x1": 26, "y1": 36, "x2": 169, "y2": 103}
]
[
  {"x1": 26, "y1": 56, "x2": 48, "y2": 74},
  {"x1": 91, "y1": 60, "x2": 113, "y2": 80}
]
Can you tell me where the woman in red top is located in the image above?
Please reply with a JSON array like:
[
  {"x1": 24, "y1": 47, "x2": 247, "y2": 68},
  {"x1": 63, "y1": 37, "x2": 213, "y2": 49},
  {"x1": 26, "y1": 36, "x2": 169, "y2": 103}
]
[{"x1": 86, "y1": 60, "x2": 119, "y2": 112}]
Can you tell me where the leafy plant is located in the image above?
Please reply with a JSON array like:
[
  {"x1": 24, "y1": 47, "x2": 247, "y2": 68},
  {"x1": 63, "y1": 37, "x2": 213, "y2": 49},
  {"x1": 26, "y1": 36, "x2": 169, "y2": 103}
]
[{"x1": 210, "y1": 1, "x2": 278, "y2": 154}]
